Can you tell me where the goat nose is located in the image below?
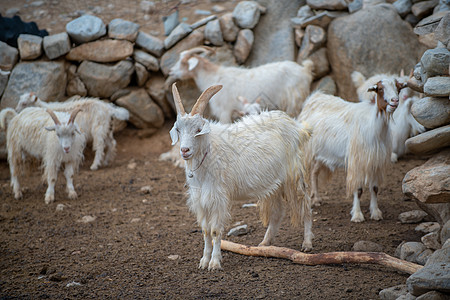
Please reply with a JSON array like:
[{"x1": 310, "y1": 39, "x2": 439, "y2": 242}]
[
  {"x1": 64, "y1": 147, "x2": 70, "y2": 153},
  {"x1": 181, "y1": 147, "x2": 190, "y2": 154}
]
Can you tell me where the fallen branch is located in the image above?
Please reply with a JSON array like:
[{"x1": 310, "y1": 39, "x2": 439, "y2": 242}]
[{"x1": 221, "y1": 240, "x2": 422, "y2": 275}]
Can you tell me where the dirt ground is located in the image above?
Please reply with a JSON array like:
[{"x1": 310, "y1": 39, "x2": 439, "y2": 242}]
[{"x1": 0, "y1": 0, "x2": 431, "y2": 299}]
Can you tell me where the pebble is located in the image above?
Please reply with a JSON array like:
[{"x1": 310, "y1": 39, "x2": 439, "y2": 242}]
[
  {"x1": 168, "y1": 254, "x2": 180, "y2": 260},
  {"x1": 140, "y1": 186, "x2": 152, "y2": 194},
  {"x1": 78, "y1": 215, "x2": 96, "y2": 223}
]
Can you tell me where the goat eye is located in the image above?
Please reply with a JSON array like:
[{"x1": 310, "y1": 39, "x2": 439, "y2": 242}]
[{"x1": 196, "y1": 128, "x2": 201, "y2": 133}]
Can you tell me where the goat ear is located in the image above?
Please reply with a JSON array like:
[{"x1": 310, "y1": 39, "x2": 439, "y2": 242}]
[
  {"x1": 45, "y1": 126, "x2": 56, "y2": 132},
  {"x1": 367, "y1": 85, "x2": 378, "y2": 92},
  {"x1": 169, "y1": 125, "x2": 179, "y2": 145},
  {"x1": 396, "y1": 80, "x2": 407, "y2": 90},
  {"x1": 187, "y1": 57, "x2": 199, "y2": 71},
  {"x1": 195, "y1": 121, "x2": 210, "y2": 137}
]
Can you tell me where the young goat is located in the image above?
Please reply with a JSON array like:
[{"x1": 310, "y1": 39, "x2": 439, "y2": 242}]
[
  {"x1": 352, "y1": 71, "x2": 425, "y2": 162},
  {"x1": 170, "y1": 83, "x2": 313, "y2": 270},
  {"x1": 0, "y1": 107, "x2": 86, "y2": 204},
  {"x1": 168, "y1": 46, "x2": 314, "y2": 123},
  {"x1": 16, "y1": 93, "x2": 129, "y2": 170},
  {"x1": 298, "y1": 77, "x2": 406, "y2": 222}
]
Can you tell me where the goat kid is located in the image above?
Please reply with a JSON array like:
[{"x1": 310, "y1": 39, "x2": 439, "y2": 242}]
[
  {"x1": 299, "y1": 78, "x2": 406, "y2": 222},
  {"x1": 170, "y1": 83, "x2": 313, "y2": 270},
  {"x1": 0, "y1": 107, "x2": 86, "y2": 204}
]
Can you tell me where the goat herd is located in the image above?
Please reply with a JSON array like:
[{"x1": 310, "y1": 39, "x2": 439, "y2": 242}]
[{"x1": 0, "y1": 48, "x2": 424, "y2": 271}]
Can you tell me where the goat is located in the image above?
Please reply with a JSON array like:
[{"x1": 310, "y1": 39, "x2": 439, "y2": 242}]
[
  {"x1": 168, "y1": 46, "x2": 314, "y2": 123},
  {"x1": 0, "y1": 107, "x2": 86, "y2": 204},
  {"x1": 298, "y1": 77, "x2": 406, "y2": 222},
  {"x1": 16, "y1": 93, "x2": 129, "y2": 170},
  {"x1": 352, "y1": 71, "x2": 425, "y2": 162},
  {"x1": 169, "y1": 83, "x2": 313, "y2": 270}
]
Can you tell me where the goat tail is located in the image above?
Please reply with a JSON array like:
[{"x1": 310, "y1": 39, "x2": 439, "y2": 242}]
[
  {"x1": 0, "y1": 108, "x2": 17, "y2": 130},
  {"x1": 351, "y1": 71, "x2": 366, "y2": 89},
  {"x1": 108, "y1": 103, "x2": 130, "y2": 121}
]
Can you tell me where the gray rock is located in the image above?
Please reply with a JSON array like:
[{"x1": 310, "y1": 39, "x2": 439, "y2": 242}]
[
  {"x1": 416, "y1": 291, "x2": 449, "y2": 300},
  {"x1": 441, "y1": 220, "x2": 450, "y2": 244},
  {"x1": 66, "y1": 15, "x2": 106, "y2": 44},
  {"x1": 424, "y1": 76, "x2": 450, "y2": 97},
  {"x1": 5, "y1": 7, "x2": 20, "y2": 18},
  {"x1": 140, "y1": 0, "x2": 155, "y2": 14},
  {"x1": 421, "y1": 48, "x2": 450, "y2": 79},
  {"x1": 17, "y1": 34, "x2": 42, "y2": 60},
  {"x1": 205, "y1": 19, "x2": 223, "y2": 46},
  {"x1": 108, "y1": 18, "x2": 140, "y2": 42},
  {"x1": 134, "y1": 62, "x2": 149, "y2": 87},
  {"x1": 399, "y1": 210, "x2": 429, "y2": 223},
  {"x1": 0, "y1": 41, "x2": 18, "y2": 71},
  {"x1": 219, "y1": 13, "x2": 239, "y2": 42},
  {"x1": 405, "y1": 125, "x2": 450, "y2": 155},
  {"x1": 414, "y1": 11, "x2": 449, "y2": 36},
  {"x1": 227, "y1": 224, "x2": 249, "y2": 236},
  {"x1": 159, "y1": 29, "x2": 204, "y2": 76},
  {"x1": 66, "y1": 76, "x2": 87, "y2": 97},
  {"x1": 232, "y1": 1, "x2": 261, "y2": 29},
  {"x1": 393, "y1": 0, "x2": 414, "y2": 17},
  {"x1": 379, "y1": 285, "x2": 409, "y2": 300},
  {"x1": 406, "y1": 246, "x2": 450, "y2": 296},
  {"x1": 415, "y1": 201, "x2": 450, "y2": 225},
  {"x1": 307, "y1": 0, "x2": 348, "y2": 10},
  {"x1": 43, "y1": 32, "x2": 71, "y2": 59},
  {"x1": 195, "y1": 9, "x2": 211, "y2": 16},
  {"x1": 352, "y1": 240, "x2": 384, "y2": 252},
  {"x1": 297, "y1": 5, "x2": 314, "y2": 20},
  {"x1": 163, "y1": 10, "x2": 179, "y2": 36},
  {"x1": 421, "y1": 232, "x2": 441, "y2": 250},
  {"x1": 416, "y1": 248, "x2": 434, "y2": 265},
  {"x1": 164, "y1": 23, "x2": 192, "y2": 50},
  {"x1": 115, "y1": 88, "x2": 164, "y2": 129},
  {"x1": 313, "y1": 75, "x2": 337, "y2": 95},
  {"x1": 0, "y1": 70, "x2": 9, "y2": 97},
  {"x1": 191, "y1": 15, "x2": 217, "y2": 30},
  {"x1": 293, "y1": 11, "x2": 348, "y2": 29},
  {"x1": 403, "y1": 149, "x2": 450, "y2": 202},
  {"x1": 78, "y1": 60, "x2": 134, "y2": 98},
  {"x1": 133, "y1": 50, "x2": 159, "y2": 72},
  {"x1": 411, "y1": 97, "x2": 450, "y2": 129},
  {"x1": 400, "y1": 241, "x2": 427, "y2": 262},
  {"x1": 297, "y1": 25, "x2": 327, "y2": 62},
  {"x1": 246, "y1": 0, "x2": 301, "y2": 66},
  {"x1": 66, "y1": 39, "x2": 134, "y2": 63},
  {"x1": 415, "y1": 222, "x2": 441, "y2": 234},
  {"x1": 135, "y1": 31, "x2": 164, "y2": 57},
  {"x1": 145, "y1": 75, "x2": 174, "y2": 118},
  {"x1": 0, "y1": 61, "x2": 67, "y2": 109},
  {"x1": 348, "y1": 0, "x2": 363, "y2": 13},
  {"x1": 434, "y1": 13, "x2": 450, "y2": 46},
  {"x1": 233, "y1": 29, "x2": 253, "y2": 64},
  {"x1": 307, "y1": 48, "x2": 330, "y2": 79},
  {"x1": 412, "y1": 0, "x2": 440, "y2": 19},
  {"x1": 327, "y1": 4, "x2": 425, "y2": 101}
]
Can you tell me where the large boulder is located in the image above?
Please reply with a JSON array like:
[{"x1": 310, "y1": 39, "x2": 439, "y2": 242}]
[
  {"x1": 66, "y1": 15, "x2": 106, "y2": 44},
  {"x1": 327, "y1": 4, "x2": 426, "y2": 101},
  {"x1": 411, "y1": 96, "x2": 450, "y2": 129},
  {"x1": 406, "y1": 125, "x2": 450, "y2": 155},
  {"x1": 65, "y1": 39, "x2": 134, "y2": 63},
  {"x1": 246, "y1": 0, "x2": 302, "y2": 66},
  {"x1": 1, "y1": 61, "x2": 67, "y2": 109},
  {"x1": 77, "y1": 60, "x2": 134, "y2": 98}
]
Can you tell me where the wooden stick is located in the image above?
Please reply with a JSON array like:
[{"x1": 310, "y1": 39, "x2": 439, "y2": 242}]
[{"x1": 221, "y1": 240, "x2": 422, "y2": 275}]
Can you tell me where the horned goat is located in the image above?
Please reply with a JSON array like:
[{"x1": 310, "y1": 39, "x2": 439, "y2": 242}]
[
  {"x1": 168, "y1": 46, "x2": 314, "y2": 123},
  {"x1": 298, "y1": 77, "x2": 406, "y2": 222},
  {"x1": 0, "y1": 107, "x2": 86, "y2": 204},
  {"x1": 16, "y1": 93, "x2": 129, "y2": 170},
  {"x1": 170, "y1": 83, "x2": 313, "y2": 270},
  {"x1": 352, "y1": 71, "x2": 425, "y2": 162}
]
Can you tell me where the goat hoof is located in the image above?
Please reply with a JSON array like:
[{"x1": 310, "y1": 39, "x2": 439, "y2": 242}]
[
  {"x1": 90, "y1": 164, "x2": 99, "y2": 171},
  {"x1": 14, "y1": 192, "x2": 23, "y2": 200},
  {"x1": 68, "y1": 191, "x2": 78, "y2": 200},
  {"x1": 258, "y1": 241, "x2": 270, "y2": 247},
  {"x1": 370, "y1": 210, "x2": 383, "y2": 221},
  {"x1": 208, "y1": 259, "x2": 222, "y2": 271},
  {"x1": 351, "y1": 214, "x2": 365, "y2": 223},
  {"x1": 302, "y1": 242, "x2": 313, "y2": 252},
  {"x1": 44, "y1": 194, "x2": 54, "y2": 204},
  {"x1": 198, "y1": 257, "x2": 210, "y2": 269}
]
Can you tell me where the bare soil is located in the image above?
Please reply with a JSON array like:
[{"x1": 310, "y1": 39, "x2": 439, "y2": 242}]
[{"x1": 0, "y1": 1, "x2": 429, "y2": 299}]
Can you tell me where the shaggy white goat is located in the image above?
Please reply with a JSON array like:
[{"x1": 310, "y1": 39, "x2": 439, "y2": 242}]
[
  {"x1": 170, "y1": 83, "x2": 313, "y2": 270},
  {"x1": 16, "y1": 93, "x2": 129, "y2": 170},
  {"x1": 0, "y1": 107, "x2": 86, "y2": 204},
  {"x1": 298, "y1": 77, "x2": 406, "y2": 222},
  {"x1": 352, "y1": 71, "x2": 425, "y2": 162},
  {"x1": 168, "y1": 46, "x2": 314, "y2": 123}
]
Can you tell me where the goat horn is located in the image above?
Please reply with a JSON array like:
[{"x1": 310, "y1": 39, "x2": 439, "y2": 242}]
[
  {"x1": 68, "y1": 108, "x2": 82, "y2": 124},
  {"x1": 185, "y1": 46, "x2": 215, "y2": 56},
  {"x1": 172, "y1": 83, "x2": 186, "y2": 115},
  {"x1": 46, "y1": 109, "x2": 61, "y2": 126},
  {"x1": 191, "y1": 85, "x2": 223, "y2": 116}
]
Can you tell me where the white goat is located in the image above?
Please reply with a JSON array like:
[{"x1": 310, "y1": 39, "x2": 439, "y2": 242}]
[
  {"x1": 0, "y1": 107, "x2": 86, "y2": 204},
  {"x1": 298, "y1": 77, "x2": 406, "y2": 222},
  {"x1": 168, "y1": 46, "x2": 314, "y2": 123},
  {"x1": 16, "y1": 93, "x2": 129, "y2": 170},
  {"x1": 352, "y1": 71, "x2": 425, "y2": 162},
  {"x1": 170, "y1": 83, "x2": 313, "y2": 270}
]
